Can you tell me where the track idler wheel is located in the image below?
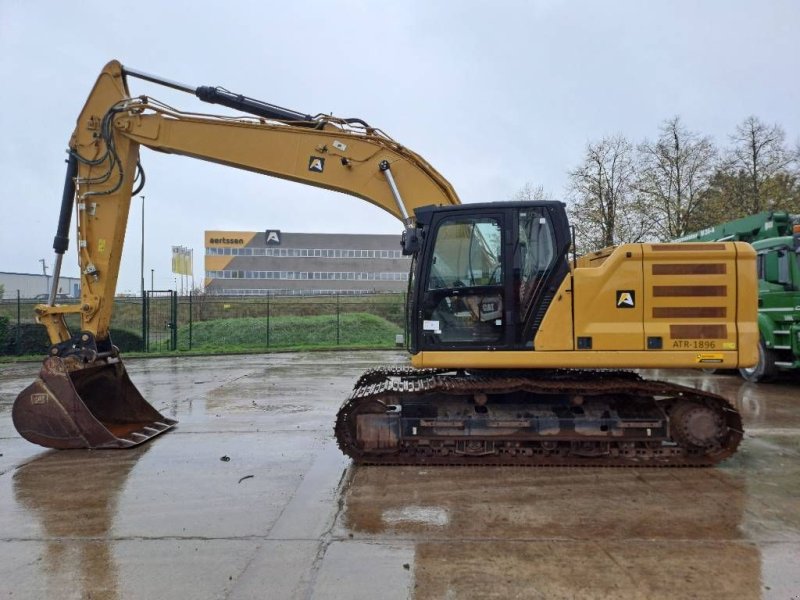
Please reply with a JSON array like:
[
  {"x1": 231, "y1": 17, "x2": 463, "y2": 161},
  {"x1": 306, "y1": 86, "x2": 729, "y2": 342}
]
[
  {"x1": 669, "y1": 402, "x2": 725, "y2": 450},
  {"x1": 347, "y1": 399, "x2": 400, "y2": 454}
]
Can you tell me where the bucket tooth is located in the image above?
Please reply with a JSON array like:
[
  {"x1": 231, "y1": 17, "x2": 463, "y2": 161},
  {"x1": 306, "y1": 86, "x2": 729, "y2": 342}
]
[{"x1": 12, "y1": 356, "x2": 177, "y2": 449}]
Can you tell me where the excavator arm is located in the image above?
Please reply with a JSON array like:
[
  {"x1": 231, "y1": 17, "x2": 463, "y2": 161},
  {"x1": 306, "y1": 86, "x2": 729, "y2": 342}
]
[{"x1": 39, "y1": 60, "x2": 459, "y2": 346}]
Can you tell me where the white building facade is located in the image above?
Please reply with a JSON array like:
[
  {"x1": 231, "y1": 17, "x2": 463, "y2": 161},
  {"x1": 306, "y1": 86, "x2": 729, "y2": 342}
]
[
  {"x1": 204, "y1": 230, "x2": 410, "y2": 295},
  {"x1": 0, "y1": 272, "x2": 80, "y2": 300}
]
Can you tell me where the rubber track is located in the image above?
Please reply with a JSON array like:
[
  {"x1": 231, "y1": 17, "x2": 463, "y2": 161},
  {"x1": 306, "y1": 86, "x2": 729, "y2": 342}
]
[{"x1": 334, "y1": 368, "x2": 744, "y2": 467}]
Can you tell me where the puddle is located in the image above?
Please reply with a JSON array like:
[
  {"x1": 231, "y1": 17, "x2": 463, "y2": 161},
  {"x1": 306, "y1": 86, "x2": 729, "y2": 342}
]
[{"x1": 382, "y1": 506, "x2": 450, "y2": 528}]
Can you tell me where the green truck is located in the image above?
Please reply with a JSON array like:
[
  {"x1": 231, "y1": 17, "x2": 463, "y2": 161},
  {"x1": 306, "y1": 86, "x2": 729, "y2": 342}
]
[{"x1": 677, "y1": 211, "x2": 800, "y2": 381}]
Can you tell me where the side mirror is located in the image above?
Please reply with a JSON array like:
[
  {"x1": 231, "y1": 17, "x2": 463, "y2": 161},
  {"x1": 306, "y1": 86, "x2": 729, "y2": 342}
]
[{"x1": 401, "y1": 227, "x2": 420, "y2": 255}]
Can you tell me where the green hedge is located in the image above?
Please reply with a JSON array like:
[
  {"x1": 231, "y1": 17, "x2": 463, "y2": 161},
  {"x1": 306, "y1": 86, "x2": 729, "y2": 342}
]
[
  {"x1": 2, "y1": 323, "x2": 47, "y2": 356},
  {"x1": 1, "y1": 323, "x2": 144, "y2": 356},
  {"x1": 0, "y1": 316, "x2": 8, "y2": 351},
  {"x1": 182, "y1": 312, "x2": 401, "y2": 351}
]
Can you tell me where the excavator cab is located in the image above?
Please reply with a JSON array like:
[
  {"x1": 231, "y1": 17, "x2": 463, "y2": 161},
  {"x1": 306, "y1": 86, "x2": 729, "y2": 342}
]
[{"x1": 408, "y1": 201, "x2": 571, "y2": 353}]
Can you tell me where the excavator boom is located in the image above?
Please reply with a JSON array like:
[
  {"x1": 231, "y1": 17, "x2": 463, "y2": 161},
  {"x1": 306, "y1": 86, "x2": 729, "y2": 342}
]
[{"x1": 44, "y1": 60, "x2": 459, "y2": 345}]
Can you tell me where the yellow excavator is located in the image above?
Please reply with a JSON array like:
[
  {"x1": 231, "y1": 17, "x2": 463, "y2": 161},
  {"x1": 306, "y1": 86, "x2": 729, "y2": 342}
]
[{"x1": 14, "y1": 60, "x2": 758, "y2": 466}]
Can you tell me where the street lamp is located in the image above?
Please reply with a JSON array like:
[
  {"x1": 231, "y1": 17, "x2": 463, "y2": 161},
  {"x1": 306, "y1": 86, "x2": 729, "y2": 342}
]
[
  {"x1": 39, "y1": 258, "x2": 49, "y2": 296},
  {"x1": 151, "y1": 269, "x2": 154, "y2": 292}
]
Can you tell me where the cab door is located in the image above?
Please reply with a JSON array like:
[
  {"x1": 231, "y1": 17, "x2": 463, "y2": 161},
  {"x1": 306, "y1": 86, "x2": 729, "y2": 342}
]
[{"x1": 417, "y1": 212, "x2": 508, "y2": 349}]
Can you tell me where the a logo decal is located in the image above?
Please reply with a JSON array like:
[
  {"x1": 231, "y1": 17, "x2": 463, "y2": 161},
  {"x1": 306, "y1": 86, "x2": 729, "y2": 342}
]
[
  {"x1": 209, "y1": 237, "x2": 244, "y2": 245},
  {"x1": 265, "y1": 230, "x2": 281, "y2": 245},
  {"x1": 616, "y1": 290, "x2": 635, "y2": 308},
  {"x1": 308, "y1": 156, "x2": 325, "y2": 172}
]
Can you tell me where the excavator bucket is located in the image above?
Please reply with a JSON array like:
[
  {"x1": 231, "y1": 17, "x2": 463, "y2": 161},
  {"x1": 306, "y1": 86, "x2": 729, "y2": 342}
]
[{"x1": 13, "y1": 357, "x2": 176, "y2": 449}]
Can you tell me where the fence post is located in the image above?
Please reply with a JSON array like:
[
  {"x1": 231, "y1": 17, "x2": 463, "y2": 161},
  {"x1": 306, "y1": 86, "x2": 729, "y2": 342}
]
[
  {"x1": 144, "y1": 292, "x2": 150, "y2": 353},
  {"x1": 16, "y1": 290, "x2": 21, "y2": 355},
  {"x1": 189, "y1": 291, "x2": 193, "y2": 351},
  {"x1": 141, "y1": 290, "x2": 147, "y2": 352},
  {"x1": 266, "y1": 295, "x2": 270, "y2": 348},
  {"x1": 336, "y1": 294, "x2": 340, "y2": 345},
  {"x1": 171, "y1": 291, "x2": 178, "y2": 351}
]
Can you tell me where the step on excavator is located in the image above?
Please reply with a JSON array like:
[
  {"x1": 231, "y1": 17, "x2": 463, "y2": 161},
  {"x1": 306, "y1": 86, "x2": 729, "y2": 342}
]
[{"x1": 14, "y1": 61, "x2": 758, "y2": 465}]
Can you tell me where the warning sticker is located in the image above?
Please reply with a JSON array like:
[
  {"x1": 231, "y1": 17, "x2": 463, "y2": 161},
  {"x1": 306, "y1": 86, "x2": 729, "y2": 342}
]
[
  {"x1": 423, "y1": 320, "x2": 440, "y2": 331},
  {"x1": 695, "y1": 353, "x2": 724, "y2": 363}
]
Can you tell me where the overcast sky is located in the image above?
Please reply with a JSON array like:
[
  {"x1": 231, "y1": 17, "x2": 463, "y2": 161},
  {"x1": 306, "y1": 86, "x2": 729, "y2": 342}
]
[{"x1": 1, "y1": 0, "x2": 798, "y2": 294}]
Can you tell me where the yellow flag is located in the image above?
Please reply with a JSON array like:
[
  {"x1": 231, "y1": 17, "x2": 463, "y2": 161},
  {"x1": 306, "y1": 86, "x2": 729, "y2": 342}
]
[
  {"x1": 171, "y1": 246, "x2": 180, "y2": 274},
  {"x1": 183, "y1": 248, "x2": 193, "y2": 276},
  {"x1": 172, "y1": 247, "x2": 193, "y2": 276}
]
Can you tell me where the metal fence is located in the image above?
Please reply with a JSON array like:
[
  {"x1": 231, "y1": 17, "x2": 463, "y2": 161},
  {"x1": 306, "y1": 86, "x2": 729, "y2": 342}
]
[{"x1": 0, "y1": 291, "x2": 407, "y2": 355}]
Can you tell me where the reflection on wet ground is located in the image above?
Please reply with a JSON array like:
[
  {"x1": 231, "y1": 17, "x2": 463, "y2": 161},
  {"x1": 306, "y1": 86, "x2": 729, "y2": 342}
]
[
  {"x1": 0, "y1": 355, "x2": 798, "y2": 599},
  {"x1": 343, "y1": 467, "x2": 747, "y2": 540},
  {"x1": 11, "y1": 447, "x2": 151, "y2": 600},
  {"x1": 340, "y1": 466, "x2": 762, "y2": 599}
]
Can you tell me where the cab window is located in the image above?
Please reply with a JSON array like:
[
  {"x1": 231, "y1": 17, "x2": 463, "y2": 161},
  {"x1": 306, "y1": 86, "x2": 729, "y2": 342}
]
[{"x1": 422, "y1": 217, "x2": 504, "y2": 345}]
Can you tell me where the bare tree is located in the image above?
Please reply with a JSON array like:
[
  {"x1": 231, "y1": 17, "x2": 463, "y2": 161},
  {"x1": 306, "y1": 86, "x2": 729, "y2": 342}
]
[
  {"x1": 727, "y1": 116, "x2": 793, "y2": 213},
  {"x1": 510, "y1": 182, "x2": 553, "y2": 202},
  {"x1": 567, "y1": 135, "x2": 650, "y2": 253},
  {"x1": 697, "y1": 169, "x2": 752, "y2": 226},
  {"x1": 637, "y1": 117, "x2": 716, "y2": 239}
]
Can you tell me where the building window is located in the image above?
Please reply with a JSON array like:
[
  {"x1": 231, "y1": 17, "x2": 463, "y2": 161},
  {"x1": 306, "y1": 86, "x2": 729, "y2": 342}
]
[{"x1": 207, "y1": 245, "x2": 410, "y2": 260}]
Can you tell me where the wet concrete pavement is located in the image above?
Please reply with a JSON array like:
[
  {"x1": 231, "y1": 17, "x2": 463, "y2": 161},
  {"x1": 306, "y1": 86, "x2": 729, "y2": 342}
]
[{"x1": 1, "y1": 352, "x2": 798, "y2": 599}]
